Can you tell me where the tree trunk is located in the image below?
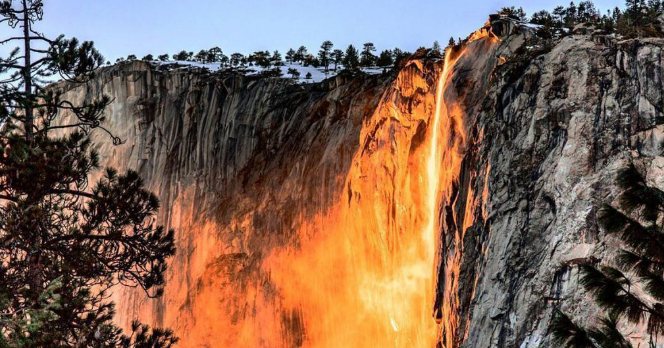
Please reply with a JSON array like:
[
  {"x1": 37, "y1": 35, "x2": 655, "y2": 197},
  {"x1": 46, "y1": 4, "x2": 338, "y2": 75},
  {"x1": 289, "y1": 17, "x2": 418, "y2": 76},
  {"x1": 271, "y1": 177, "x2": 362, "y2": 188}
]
[{"x1": 22, "y1": 0, "x2": 32, "y2": 142}]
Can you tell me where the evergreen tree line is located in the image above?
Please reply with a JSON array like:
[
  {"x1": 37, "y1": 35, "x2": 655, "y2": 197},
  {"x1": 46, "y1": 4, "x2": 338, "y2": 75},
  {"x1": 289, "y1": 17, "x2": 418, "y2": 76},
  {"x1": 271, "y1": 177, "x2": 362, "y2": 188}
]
[
  {"x1": 115, "y1": 40, "x2": 418, "y2": 73},
  {"x1": 117, "y1": 1, "x2": 664, "y2": 76},
  {"x1": 501, "y1": 0, "x2": 664, "y2": 38}
]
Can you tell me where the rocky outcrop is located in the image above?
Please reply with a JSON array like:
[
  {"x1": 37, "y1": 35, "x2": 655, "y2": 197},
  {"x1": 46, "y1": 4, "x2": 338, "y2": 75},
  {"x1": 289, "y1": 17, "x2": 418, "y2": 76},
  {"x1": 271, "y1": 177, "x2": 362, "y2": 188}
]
[
  {"x1": 56, "y1": 18, "x2": 664, "y2": 348},
  {"x1": 461, "y1": 28, "x2": 664, "y2": 348}
]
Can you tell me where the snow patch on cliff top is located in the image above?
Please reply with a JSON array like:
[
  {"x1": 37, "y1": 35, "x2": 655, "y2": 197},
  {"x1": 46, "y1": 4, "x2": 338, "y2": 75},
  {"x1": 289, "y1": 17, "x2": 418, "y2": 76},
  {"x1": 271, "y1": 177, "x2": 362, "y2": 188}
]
[{"x1": 150, "y1": 61, "x2": 385, "y2": 83}]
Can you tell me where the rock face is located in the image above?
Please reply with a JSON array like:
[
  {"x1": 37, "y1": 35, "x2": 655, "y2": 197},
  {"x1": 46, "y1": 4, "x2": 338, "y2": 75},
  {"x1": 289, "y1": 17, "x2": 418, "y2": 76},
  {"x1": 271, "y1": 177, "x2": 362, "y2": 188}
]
[
  {"x1": 463, "y1": 31, "x2": 664, "y2": 348},
  {"x1": 57, "y1": 19, "x2": 664, "y2": 348}
]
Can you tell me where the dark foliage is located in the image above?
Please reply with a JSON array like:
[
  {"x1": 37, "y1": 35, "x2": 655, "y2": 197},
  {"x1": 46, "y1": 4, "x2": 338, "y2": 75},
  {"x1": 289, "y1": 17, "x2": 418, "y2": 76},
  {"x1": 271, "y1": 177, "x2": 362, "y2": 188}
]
[
  {"x1": 551, "y1": 163, "x2": 664, "y2": 347},
  {"x1": 0, "y1": 0, "x2": 176, "y2": 346},
  {"x1": 342, "y1": 44, "x2": 360, "y2": 71},
  {"x1": 552, "y1": 310, "x2": 634, "y2": 348},
  {"x1": 528, "y1": 0, "x2": 664, "y2": 38}
]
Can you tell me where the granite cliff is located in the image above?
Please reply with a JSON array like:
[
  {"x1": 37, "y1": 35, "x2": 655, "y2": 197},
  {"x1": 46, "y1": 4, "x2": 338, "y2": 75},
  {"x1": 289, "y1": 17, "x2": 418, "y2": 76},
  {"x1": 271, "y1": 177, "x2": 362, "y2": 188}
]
[{"x1": 55, "y1": 18, "x2": 664, "y2": 348}]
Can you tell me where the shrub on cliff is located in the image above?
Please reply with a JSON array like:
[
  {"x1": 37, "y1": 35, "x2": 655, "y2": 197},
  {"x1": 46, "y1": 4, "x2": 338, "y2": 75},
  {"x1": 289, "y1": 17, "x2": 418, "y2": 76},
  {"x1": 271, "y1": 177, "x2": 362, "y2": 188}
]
[
  {"x1": 259, "y1": 67, "x2": 283, "y2": 78},
  {"x1": 0, "y1": 0, "x2": 177, "y2": 346},
  {"x1": 287, "y1": 67, "x2": 301, "y2": 79}
]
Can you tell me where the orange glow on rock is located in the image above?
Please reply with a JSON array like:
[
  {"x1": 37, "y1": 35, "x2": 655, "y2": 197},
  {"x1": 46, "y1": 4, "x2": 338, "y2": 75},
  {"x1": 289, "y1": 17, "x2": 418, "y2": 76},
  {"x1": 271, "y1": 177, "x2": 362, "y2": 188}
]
[
  {"x1": 263, "y1": 59, "x2": 444, "y2": 348},
  {"x1": 111, "y1": 31, "x2": 502, "y2": 348},
  {"x1": 263, "y1": 47, "x2": 473, "y2": 348}
]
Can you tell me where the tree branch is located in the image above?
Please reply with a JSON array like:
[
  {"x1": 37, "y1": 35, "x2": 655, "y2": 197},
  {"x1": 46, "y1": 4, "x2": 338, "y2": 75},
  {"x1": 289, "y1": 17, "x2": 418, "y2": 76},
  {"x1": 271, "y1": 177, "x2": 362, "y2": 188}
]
[{"x1": 48, "y1": 189, "x2": 95, "y2": 200}]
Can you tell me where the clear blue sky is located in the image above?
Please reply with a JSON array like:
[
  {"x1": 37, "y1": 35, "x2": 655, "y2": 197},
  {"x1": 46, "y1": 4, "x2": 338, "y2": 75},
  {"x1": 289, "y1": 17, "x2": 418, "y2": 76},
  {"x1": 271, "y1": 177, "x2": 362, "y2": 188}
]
[{"x1": 13, "y1": 0, "x2": 626, "y2": 61}]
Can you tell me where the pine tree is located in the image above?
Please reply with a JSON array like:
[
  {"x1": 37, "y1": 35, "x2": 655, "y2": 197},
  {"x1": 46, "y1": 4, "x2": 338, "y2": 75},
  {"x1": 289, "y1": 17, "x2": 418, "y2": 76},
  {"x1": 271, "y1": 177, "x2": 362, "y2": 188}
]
[
  {"x1": 553, "y1": 5, "x2": 567, "y2": 24},
  {"x1": 332, "y1": 49, "x2": 344, "y2": 71},
  {"x1": 126, "y1": 54, "x2": 137, "y2": 61},
  {"x1": 531, "y1": 10, "x2": 555, "y2": 27},
  {"x1": 220, "y1": 54, "x2": 229, "y2": 67},
  {"x1": 376, "y1": 49, "x2": 394, "y2": 68},
  {"x1": 551, "y1": 310, "x2": 633, "y2": 348},
  {"x1": 392, "y1": 47, "x2": 411, "y2": 68},
  {"x1": 551, "y1": 163, "x2": 664, "y2": 347},
  {"x1": 342, "y1": 44, "x2": 360, "y2": 70},
  {"x1": 251, "y1": 51, "x2": 270, "y2": 68},
  {"x1": 519, "y1": 0, "x2": 664, "y2": 37},
  {"x1": 295, "y1": 46, "x2": 308, "y2": 63},
  {"x1": 302, "y1": 54, "x2": 315, "y2": 67},
  {"x1": 625, "y1": 0, "x2": 641, "y2": 15},
  {"x1": 172, "y1": 50, "x2": 191, "y2": 61},
  {"x1": 576, "y1": 1, "x2": 598, "y2": 23},
  {"x1": 305, "y1": 71, "x2": 312, "y2": 80},
  {"x1": 624, "y1": 0, "x2": 649, "y2": 36},
  {"x1": 230, "y1": 53, "x2": 244, "y2": 67},
  {"x1": 360, "y1": 42, "x2": 376, "y2": 68},
  {"x1": 271, "y1": 50, "x2": 283, "y2": 66},
  {"x1": 158, "y1": 54, "x2": 170, "y2": 61},
  {"x1": 141, "y1": 54, "x2": 154, "y2": 61},
  {"x1": 499, "y1": 6, "x2": 527, "y2": 21},
  {"x1": 287, "y1": 67, "x2": 300, "y2": 79},
  {"x1": 0, "y1": 0, "x2": 177, "y2": 346},
  {"x1": 195, "y1": 49, "x2": 208, "y2": 63},
  {"x1": 564, "y1": 1, "x2": 578, "y2": 27},
  {"x1": 309, "y1": 56, "x2": 321, "y2": 68},
  {"x1": 207, "y1": 46, "x2": 223, "y2": 62},
  {"x1": 286, "y1": 48, "x2": 296, "y2": 63},
  {"x1": 318, "y1": 40, "x2": 333, "y2": 72}
]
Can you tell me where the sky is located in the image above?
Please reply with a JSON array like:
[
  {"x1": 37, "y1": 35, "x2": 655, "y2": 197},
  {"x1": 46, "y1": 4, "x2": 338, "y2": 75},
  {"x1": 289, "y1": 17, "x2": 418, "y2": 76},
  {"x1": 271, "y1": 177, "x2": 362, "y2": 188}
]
[{"x1": 6, "y1": 0, "x2": 626, "y2": 62}]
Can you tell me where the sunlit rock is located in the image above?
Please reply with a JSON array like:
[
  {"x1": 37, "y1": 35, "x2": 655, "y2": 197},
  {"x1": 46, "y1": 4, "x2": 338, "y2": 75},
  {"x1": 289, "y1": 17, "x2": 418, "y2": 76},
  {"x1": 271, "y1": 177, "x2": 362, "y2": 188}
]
[{"x1": 55, "y1": 17, "x2": 664, "y2": 348}]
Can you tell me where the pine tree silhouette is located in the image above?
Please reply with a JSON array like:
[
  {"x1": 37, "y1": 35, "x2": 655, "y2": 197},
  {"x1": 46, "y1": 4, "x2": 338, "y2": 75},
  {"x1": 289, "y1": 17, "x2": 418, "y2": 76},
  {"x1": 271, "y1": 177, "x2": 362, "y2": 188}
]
[
  {"x1": 551, "y1": 163, "x2": 664, "y2": 347},
  {"x1": 0, "y1": 1, "x2": 177, "y2": 346}
]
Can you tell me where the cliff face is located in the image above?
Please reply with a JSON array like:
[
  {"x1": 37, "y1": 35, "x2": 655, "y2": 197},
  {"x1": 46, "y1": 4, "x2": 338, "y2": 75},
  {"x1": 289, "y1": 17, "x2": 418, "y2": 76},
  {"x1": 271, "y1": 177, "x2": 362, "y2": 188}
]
[
  {"x1": 465, "y1": 31, "x2": 664, "y2": 348},
  {"x1": 61, "y1": 61, "x2": 400, "y2": 347},
  {"x1": 57, "y1": 19, "x2": 664, "y2": 348}
]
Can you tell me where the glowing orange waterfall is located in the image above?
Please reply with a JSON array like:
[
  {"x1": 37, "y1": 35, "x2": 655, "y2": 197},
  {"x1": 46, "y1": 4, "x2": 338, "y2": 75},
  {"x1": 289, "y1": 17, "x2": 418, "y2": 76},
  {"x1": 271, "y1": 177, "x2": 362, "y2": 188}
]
[
  {"x1": 430, "y1": 48, "x2": 465, "y2": 348},
  {"x1": 432, "y1": 29, "x2": 499, "y2": 348},
  {"x1": 259, "y1": 46, "x2": 476, "y2": 348},
  {"x1": 264, "y1": 61, "x2": 443, "y2": 347}
]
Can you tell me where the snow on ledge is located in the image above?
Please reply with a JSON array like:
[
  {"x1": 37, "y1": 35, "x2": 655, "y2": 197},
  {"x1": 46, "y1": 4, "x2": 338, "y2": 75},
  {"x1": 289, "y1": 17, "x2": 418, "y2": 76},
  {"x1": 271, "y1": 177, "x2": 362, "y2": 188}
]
[{"x1": 147, "y1": 60, "x2": 386, "y2": 83}]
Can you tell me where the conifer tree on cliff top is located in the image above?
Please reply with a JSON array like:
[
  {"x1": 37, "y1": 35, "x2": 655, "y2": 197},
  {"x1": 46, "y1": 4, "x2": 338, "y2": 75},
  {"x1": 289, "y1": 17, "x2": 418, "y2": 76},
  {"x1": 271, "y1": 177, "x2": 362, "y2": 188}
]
[
  {"x1": 342, "y1": 45, "x2": 360, "y2": 71},
  {"x1": 0, "y1": 1, "x2": 176, "y2": 346},
  {"x1": 551, "y1": 163, "x2": 664, "y2": 348}
]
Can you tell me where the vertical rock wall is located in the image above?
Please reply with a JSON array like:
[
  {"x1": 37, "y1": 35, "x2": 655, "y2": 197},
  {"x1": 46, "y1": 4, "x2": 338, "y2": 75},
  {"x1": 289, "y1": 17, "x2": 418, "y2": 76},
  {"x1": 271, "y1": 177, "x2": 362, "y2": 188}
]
[{"x1": 57, "y1": 19, "x2": 664, "y2": 348}]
